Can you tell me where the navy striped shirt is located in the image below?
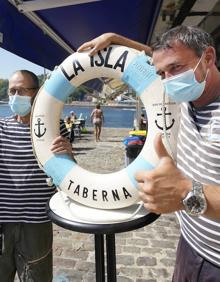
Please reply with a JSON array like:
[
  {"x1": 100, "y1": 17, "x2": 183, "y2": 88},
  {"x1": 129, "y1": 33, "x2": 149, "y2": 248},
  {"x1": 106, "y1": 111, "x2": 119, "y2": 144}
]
[
  {"x1": 0, "y1": 116, "x2": 69, "y2": 223},
  {"x1": 177, "y1": 98, "x2": 220, "y2": 266}
]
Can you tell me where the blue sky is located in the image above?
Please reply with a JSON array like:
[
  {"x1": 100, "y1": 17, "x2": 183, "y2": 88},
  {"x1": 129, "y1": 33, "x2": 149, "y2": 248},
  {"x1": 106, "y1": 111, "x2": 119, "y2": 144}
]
[{"x1": 0, "y1": 47, "x2": 48, "y2": 79}]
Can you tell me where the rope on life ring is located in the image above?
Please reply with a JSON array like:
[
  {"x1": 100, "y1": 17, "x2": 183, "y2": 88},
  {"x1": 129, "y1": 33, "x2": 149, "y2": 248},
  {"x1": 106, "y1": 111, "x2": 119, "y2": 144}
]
[{"x1": 31, "y1": 45, "x2": 180, "y2": 210}]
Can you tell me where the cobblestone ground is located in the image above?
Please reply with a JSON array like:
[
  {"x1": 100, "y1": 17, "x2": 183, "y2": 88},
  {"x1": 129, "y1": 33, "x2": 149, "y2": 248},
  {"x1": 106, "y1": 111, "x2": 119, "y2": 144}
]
[
  {"x1": 53, "y1": 215, "x2": 180, "y2": 282},
  {"x1": 16, "y1": 127, "x2": 180, "y2": 282},
  {"x1": 52, "y1": 128, "x2": 180, "y2": 282}
]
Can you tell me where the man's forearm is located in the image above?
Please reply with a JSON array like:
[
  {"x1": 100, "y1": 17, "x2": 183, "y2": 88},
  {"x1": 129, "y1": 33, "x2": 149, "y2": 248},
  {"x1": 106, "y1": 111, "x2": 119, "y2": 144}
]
[
  {"x1": 109, "y1": 33, "x2": 152, "y2": 56},
  {"x1": 204, "y1": 185, "x2": 220, "y2": 219}
]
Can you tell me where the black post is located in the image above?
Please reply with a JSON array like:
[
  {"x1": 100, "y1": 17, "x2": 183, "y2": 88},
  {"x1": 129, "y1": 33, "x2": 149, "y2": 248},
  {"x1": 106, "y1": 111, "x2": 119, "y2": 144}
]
[
  {"x1": 106, "y1": 233, "x2": 117, "y2": 282},
  {"x1": 95, "y1": 234, "x2": 105, "y2": 282}
]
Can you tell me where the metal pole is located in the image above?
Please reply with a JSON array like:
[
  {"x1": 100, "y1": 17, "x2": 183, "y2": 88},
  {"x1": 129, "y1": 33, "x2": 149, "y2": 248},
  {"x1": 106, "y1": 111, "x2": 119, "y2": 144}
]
[
  {"x1": 94, "y1": 234, "x2": 105, "y2": 282},
  {"x1": 106, "y1": 234, "x2": 117, "y2": 282}
]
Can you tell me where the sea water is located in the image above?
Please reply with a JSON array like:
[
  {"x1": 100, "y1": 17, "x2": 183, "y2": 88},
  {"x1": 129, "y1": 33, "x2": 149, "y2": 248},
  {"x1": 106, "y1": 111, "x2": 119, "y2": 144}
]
[{"x1": 0, "y1": 104, "x2": 136, "y2": 129}]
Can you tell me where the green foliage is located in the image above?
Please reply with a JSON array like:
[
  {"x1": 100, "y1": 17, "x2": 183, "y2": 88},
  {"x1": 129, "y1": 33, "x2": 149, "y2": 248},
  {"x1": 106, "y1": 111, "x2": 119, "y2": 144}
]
[
  {"x1": 69, "y1": 85, "x2": 93, "y2": 102},
  {"x1": 0, "y1": 79, "x2": 8, "y2": 101}
]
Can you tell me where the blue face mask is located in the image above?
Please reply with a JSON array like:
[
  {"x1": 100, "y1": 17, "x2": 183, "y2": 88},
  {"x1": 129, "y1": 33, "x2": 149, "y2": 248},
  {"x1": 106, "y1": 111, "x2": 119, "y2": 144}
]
[
  {"x1": 9, "y1": 94, "x2": 32, "y2": 116},
  {"x1": 162, "y1": 55, "x2": 208, "y2": 103}
]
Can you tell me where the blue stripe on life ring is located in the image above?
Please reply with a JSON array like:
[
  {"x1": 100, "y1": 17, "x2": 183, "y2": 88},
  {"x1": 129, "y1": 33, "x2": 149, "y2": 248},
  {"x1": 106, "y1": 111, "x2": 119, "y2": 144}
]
[
  {"x1": 44, "y1": 69, "x2": 75, "y2": 103},
  {"x1": 125, "y1": 155, "x2": 154, "y2": 188},
  {"x1": 122, "y1": 54, "x2": 158, "y2": 96},
  {"x1": 44, "y1": 154, "x2": 76, "y2": 186}
]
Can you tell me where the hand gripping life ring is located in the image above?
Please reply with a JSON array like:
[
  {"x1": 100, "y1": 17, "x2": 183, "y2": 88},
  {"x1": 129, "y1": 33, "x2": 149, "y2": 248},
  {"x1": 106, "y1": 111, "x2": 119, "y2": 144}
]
[{"x1": 31, "y1": 45, "x2": 179, "y2": 210}]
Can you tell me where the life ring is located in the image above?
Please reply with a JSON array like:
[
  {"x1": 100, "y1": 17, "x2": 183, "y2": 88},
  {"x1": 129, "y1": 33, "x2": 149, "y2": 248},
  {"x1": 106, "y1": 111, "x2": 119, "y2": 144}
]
[{"x1": 31, "y1": 45, "x2": 179, "y2": 210}]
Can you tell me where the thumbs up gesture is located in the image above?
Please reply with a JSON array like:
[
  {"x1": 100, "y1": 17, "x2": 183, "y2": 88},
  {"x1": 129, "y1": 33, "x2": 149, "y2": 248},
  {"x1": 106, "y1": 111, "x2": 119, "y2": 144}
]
[{"x1": 135, "y1": 134, "x2": 191, "y2": 214}]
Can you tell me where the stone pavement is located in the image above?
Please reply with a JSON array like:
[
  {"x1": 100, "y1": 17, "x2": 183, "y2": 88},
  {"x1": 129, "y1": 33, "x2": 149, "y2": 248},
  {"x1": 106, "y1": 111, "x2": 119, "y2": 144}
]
[
  {"x1": 52, "y1": 128, "x2": 180, "y2": 282},
  {"x1": 53, "y1": 214, "x2": 180, "y2": 282}
]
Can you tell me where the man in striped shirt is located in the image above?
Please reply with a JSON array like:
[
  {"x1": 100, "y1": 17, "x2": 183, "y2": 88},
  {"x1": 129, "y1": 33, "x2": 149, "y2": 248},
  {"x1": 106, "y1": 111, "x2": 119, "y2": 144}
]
[
  {"x1": 79, "y1": 26, "x2": 220, "y2": 281},
  {"x1": 0, "y1": 70, "x2": 73, "y2": 282}
]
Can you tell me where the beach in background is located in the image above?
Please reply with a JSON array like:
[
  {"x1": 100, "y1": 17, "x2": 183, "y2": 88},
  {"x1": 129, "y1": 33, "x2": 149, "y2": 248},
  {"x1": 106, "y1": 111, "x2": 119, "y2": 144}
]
[{"x1": 0, "y1": 104, "x2": 136, "y2": 129}]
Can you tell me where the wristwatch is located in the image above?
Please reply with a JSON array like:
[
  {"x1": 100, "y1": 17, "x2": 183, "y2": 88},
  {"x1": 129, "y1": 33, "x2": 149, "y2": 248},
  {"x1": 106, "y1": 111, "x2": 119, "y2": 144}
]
[{"x1": 182, "y1": 180, "x2": 207, "y2": 216}]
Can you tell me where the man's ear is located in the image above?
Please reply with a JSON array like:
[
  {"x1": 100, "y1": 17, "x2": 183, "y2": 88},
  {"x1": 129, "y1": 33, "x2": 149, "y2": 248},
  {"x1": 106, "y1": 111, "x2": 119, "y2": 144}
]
[{"x1": 204, "y1": 46, "x2": 216, "y2": 67}]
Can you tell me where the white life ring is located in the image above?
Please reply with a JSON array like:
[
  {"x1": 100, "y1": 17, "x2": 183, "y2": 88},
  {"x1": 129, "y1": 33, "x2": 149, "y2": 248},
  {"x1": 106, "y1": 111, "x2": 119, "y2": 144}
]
[{"x1": 31, "y1": 45, "x2": 179, "y2": 210}]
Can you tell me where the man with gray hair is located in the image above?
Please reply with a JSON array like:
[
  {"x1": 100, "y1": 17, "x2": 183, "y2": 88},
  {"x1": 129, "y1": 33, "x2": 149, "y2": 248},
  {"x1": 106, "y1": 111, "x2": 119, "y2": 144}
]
[{"x1": 78, "y1": 26, "x2": 220, "y2": 281}]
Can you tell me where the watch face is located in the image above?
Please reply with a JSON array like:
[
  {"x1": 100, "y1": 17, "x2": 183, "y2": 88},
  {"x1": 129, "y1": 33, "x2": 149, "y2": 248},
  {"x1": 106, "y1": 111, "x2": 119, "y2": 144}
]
[
  {"x1": 186, "y1": 195, "x2": 197, "y2": 209},
  {"x1": 186, "y1": 195, "x2": 207, "y2": 216}
]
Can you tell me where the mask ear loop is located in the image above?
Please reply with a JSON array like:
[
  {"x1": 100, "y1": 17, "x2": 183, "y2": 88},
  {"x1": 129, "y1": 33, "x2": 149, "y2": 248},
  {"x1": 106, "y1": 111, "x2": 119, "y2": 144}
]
[
  {"x1": 193, "y1": 53, "x2": 204, "y2": 72},
  {"x1": 203, "y1": 69, "x2": 209, "y2": 81},
  {"x1": 193, "y1": 53, "x2": 209, "y2": 84}
]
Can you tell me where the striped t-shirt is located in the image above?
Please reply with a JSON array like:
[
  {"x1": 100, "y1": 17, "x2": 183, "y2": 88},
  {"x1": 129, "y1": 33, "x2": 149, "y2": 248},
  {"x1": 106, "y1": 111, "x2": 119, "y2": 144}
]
[
  {"x1": 0, "y1": 116, "x2": 69, "y2": 223},
  {"x1": 177, "y1": 98, "x2": 220, "y2": 266}
]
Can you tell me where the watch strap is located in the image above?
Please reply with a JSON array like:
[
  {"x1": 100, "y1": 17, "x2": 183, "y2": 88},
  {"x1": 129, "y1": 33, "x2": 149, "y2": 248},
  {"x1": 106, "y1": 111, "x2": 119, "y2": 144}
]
[{"x1": 192, "y1": 180, "x2": 204, "y2": 195}]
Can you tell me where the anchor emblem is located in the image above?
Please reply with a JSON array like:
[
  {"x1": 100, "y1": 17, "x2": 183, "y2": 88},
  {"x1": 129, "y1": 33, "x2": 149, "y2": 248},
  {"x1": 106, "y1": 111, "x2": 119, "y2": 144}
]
[
  {"x1": 34, "y1": 118, "x2": 46, "y2": 138},
  {"x1": 155, "y1": 107, "x2": 175, "y2": 130}
]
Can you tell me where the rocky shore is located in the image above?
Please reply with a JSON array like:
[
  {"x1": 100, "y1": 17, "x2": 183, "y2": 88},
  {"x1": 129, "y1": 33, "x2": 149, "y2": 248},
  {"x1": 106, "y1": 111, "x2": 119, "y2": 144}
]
[{"x1": 52, "y1": 127, "x2": 180, "y2": 282}]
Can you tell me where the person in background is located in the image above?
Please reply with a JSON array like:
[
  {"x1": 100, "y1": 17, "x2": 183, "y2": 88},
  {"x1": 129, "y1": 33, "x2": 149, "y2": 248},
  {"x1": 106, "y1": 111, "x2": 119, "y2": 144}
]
[
  {"x1": 0, "y1": 70, "x2": 73, "y2": 282},
  {"x1": 70, "y1": 111, "x2": 77, "y2": 123},
  {"x1": 139, "y1": 113, "x2": 148, "y2": 130},
  {"x1": 65, "y1": 116, "x2": 75, "y2": 143},
  {"x1": 90, "y1": 103, "x2": 104, "y2": 141},
  {"x1": 65, "y1": 116, "x2": 73, "y2": 130},
  {"x1": 78, "y1": 26, "x2": 220, "y2": 281}
]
